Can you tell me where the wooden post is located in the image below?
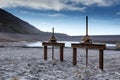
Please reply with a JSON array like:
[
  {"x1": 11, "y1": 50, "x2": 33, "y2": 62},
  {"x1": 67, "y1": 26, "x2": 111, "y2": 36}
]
[
  {"x1": 73, "y1": 48, "x2": 77, "y2": 65},
  {"x1": 44, "y1": 46, "x2": 47, "y2": 60},
  {"x1": 52, "y1": 45, "x2": 54, "y2": 60},
  {"x1": 86, "y1": 48, "x2": 88, "y2": 67},
  {"x1": 52, "y1": 27, "x2": 54, "y2": 37},
  {"x1": 60, "y1": 47, "x2": 64, "y2": 61},
  {"x1": 86, "y1": 16, "x2": 88, "y2": 36},
  {"x1": 99, "y1": 49, "x2": 104, "y2": 70}
]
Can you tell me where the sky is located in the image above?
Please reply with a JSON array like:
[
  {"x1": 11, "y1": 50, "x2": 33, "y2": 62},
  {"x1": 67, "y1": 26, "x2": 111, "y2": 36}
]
[{"x1": 0, "y1": 0, "x2": 120, "y2": 36}]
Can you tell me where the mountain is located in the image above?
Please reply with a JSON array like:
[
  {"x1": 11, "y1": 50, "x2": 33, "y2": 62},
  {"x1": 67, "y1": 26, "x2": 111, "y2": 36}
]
[
  {"x1": 0, "y1": 9, "x2": 43, "y2": 34},
  {"x1": 0, "y1": 9, "x2": 69, "y2": 41}
]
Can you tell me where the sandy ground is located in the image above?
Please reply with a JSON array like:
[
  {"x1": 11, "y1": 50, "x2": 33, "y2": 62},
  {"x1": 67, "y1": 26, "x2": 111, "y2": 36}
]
[{"x1": 0, "y1": 47, "x2": 120, "y2": 80}]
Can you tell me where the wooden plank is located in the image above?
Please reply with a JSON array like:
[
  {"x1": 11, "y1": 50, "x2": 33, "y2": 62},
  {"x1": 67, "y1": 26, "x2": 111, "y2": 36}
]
[
  {"x1": 71, "y1": 43, "x2": 106, "y2": 49},
  {"x1": 42, "y1": 42, "x2": 65, "y2": 47}
]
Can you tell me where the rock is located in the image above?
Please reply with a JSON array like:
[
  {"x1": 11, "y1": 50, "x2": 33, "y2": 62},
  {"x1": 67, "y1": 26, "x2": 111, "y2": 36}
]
[
  {"x1": 52, "y1": 60, "x2": 57, "y2": 65},
  {"x1": 116, "y1": 42, "x2": 120, "y2": 49},
  {"x1": 11, "y1": 77, "x2": 18, "y2": 80},
  {"x1": 31, "y1": 78, "x2": 39, "y2": 80}
]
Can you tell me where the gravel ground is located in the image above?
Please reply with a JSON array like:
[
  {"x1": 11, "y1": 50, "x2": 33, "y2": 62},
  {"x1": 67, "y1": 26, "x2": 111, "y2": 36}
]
[{"x1": 0, "y1": 47, "x2": 120, "y2": 80}]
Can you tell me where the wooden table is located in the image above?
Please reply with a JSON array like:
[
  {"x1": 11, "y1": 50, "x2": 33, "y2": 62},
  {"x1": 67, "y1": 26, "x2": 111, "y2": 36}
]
[
  {"x1": 71, "y1": 43, "x2": 106, "y2": 70},
  {"x1": 42, "y1": 42, "x2": 65, "y2": 61}
]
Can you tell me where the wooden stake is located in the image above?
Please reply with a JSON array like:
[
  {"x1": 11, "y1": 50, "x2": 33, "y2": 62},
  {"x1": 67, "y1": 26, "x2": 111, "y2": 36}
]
[
  {"x1": 52, "y1": 45, "x2": 54, "y2": 60},
  {"x1": 52, "y1": 27, "x2": 54, "y2": 37},
  {"x1": 86, "y1": 48, "x2": 88, "y2": 67},
  {"x1": 86, "y1": 16, "x2": 88, "y2": 36}
]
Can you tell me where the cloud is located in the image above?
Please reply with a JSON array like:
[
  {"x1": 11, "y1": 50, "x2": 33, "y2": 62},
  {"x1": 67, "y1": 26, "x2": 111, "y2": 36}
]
[
  {"x1": 66, "y1": 0, "x2": 120, "y2": 7},
  {"x1": 0, "y1": 0, "x2": 86, "y2": 12},
  {"x1": 19, "y1": 10, "x2": 46, "y2": 16},
  {"x1": 48, "y1": 13, "x2": 64, "y2": 17},
  {"x1": 116, "y1": 12, "x2": 120, "y2": 15},
  {"x1": 0, "y1": 0, "x2": 119, "y2": 12}
]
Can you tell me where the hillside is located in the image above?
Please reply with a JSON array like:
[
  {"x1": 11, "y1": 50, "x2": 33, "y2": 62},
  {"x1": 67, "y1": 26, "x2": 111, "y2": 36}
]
[
  {"x1": 0, "y1": 9, "x2": 43, "y2": 34},
  {"x1": 0, "y1": 9, "x2": 69, "y2": 41}
]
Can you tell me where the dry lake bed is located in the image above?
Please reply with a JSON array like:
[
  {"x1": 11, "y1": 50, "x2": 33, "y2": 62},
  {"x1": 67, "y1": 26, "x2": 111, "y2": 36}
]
[{"x1": 0, "y1": 42, "x2": 120, "y2": 80}]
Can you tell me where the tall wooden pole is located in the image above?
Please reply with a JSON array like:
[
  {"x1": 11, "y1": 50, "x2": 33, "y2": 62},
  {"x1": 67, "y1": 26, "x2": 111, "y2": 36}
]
[
  {"x1": 86, "y1": 16, "x2": 88, "y2": 36},
  {"x1": 86, "y1": 16, "x2": 88, "y2": 67},
  {"x1": 52, "y1": 27, "x2": 54, "y2": 37}
]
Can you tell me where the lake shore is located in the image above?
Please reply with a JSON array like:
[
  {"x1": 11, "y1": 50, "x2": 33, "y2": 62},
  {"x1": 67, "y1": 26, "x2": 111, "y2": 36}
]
[
  {"x1": 1, "y1": 41, "x2": 119, "y2": 51},
  {"x1": 0, "y1": 46, "x2": 120, "y2": 80}
]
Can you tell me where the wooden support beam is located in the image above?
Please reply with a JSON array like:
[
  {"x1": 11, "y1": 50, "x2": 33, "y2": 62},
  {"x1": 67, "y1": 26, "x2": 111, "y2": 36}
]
[
  {"x1": 60, "y1": 47, "x2": 64, "y2": 61},
  {"x1": 73, "y1": 48, "x2": 77, "y2": 65},
  {"x1": 52, "y1": 46, "x2": 54, "y2": 60},
  {"x1": 99, "y1": 49, "x2": 104, "y2": 70},
  {"x1": 86, "y1": 48, "x2": 88, "y2": 67},
  {"x1": 44, "y1": 46, "x2": 47, "y2": 60}
]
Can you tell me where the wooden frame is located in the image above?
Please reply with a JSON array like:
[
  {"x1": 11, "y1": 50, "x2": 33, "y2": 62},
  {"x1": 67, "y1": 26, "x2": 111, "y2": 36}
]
[
  {"x1": 71, "y1": 43, "x2": 106, "y2": 70},
  {"x1": 42, "y1": 42, "x2": 65, "y2": 61}
]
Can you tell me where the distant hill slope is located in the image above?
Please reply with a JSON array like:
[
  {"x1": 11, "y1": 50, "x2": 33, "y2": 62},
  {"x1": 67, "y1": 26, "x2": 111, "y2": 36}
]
[
  {"x1": 0, "y1": 9, "x2": 42, "y2": 34},
  {"x1": 0, "y1": 9, "x2": 70, "y2": 41}
]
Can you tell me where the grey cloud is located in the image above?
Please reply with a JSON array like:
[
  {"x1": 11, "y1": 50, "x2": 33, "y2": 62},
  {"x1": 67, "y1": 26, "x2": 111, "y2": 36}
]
[
  {"x1": 0, "y1": 0, "x2": 86, "y2": 12},
  {"x1": 0, "y1": 0, "x2": 119, "y2": 12},
  {"x1": 116, "y1": 12, "x2": 120, "y2": 15},
  {"x1": 48, "y1": 13, "x2": 65, "y2": 17},
  {"x1": 66, "y1": 0, "x2": 120, "y2": 7}
]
